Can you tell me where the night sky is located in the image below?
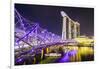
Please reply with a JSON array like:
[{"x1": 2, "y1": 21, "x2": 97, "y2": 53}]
[{"x1": 15, "y1": 3, "x2": 94, "y2": 36}]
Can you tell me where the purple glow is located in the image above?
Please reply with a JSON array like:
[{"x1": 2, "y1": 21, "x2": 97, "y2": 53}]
[
  {"x1": 15, "y1": 8, "x2": 77, "y2": 49},
  {"x1": 15, "y1": 9, "x2": 79, "y2": 64},
  {"x1": 59, "y1": 50, "x2": 77, "y2": 62},
  {"x1": 59, "y1": 53, "x2": 70, "y2": 62},
  {"x1": 16, "y1": 58, "x2": 24, "y2": 63}
]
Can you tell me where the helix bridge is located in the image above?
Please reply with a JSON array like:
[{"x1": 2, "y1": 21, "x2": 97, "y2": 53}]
[{"x1": 14, "y1": 9, "x2": 79, "y2": 64}]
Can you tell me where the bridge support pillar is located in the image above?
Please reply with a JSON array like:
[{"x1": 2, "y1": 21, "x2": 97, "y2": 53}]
[
  {"x1": 46, "y1": 48, "x2": 49, "y2": 54},
  {"x1": 41, "y1": 48, "x2": 50, "y2": 59},
  {"x1": 33, "y1": 57, "x2": 36, "y2": 64},
  {"x1": 41, "y1": 49, "x2": 44, "y2": 60}
]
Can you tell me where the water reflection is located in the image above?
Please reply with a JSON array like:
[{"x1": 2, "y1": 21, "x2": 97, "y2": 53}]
[
  {"x1": 15, "y1": 45, "x2": 94, "y2": 65},
  {"x1": 61, "y1": 46, "x2": 94, "y2": 62}
]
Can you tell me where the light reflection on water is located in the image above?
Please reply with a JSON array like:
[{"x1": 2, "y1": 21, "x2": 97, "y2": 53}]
[
  {"x1": 63, "y1": 46, "x2": 94, "y2": 62},
  {"x1": 15, "y1": 45, "x2": 94, "y2": 65}
]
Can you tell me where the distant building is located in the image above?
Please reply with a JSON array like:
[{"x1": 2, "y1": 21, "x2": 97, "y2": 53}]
[
  {"x1": 74, "y1": 36, "x2": 94, "y2": 46},
  {"x1": 61, "y1": 11, "x2": 80, "y2": 40}
]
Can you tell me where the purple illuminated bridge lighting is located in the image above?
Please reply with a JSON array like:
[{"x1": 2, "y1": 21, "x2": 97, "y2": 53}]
[{"x1": 14, "y1": 4, "x2": 94, "y2": 65}]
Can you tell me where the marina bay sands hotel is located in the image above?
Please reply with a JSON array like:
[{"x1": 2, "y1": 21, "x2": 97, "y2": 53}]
[{"x1": 61, "y1": 11, "x2": 80, "y2": 40}]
